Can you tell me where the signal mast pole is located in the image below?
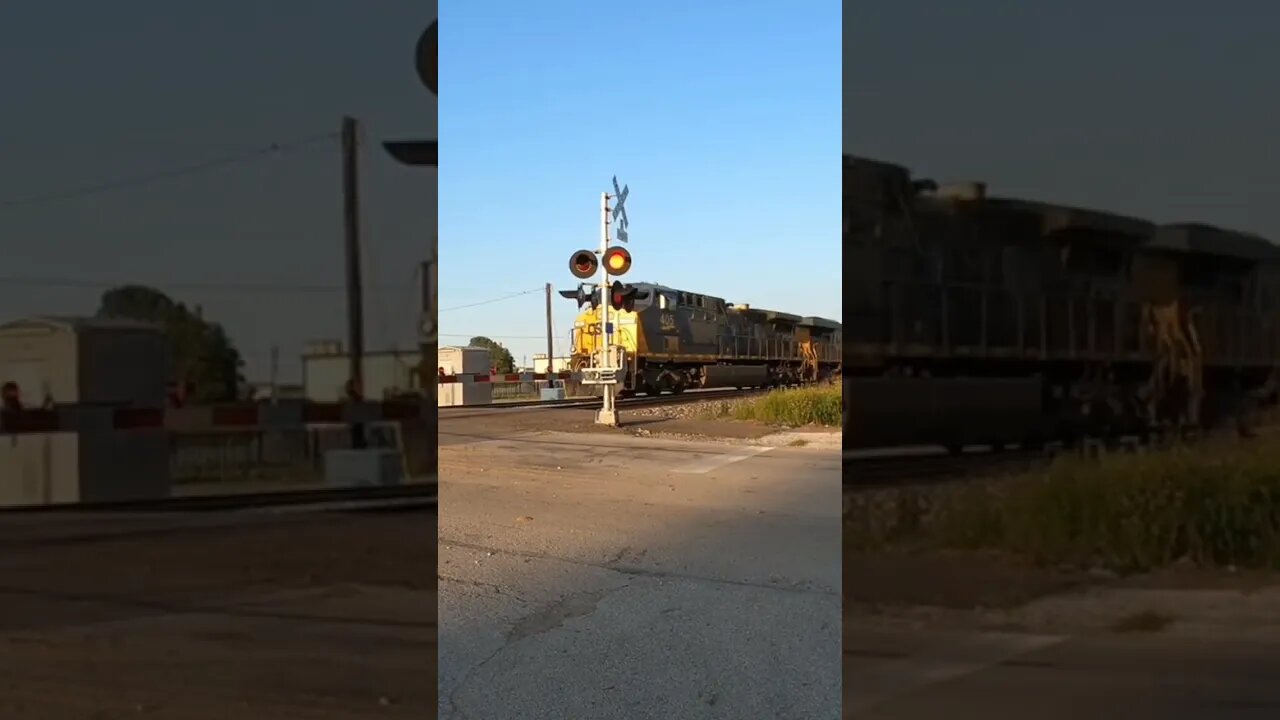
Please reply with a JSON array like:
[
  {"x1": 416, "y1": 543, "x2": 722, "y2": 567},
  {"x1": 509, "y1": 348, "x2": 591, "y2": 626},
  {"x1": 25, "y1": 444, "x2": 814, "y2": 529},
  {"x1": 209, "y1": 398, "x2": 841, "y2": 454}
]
[{"x1": 597, "y1": 191, "x2": 619, "y2": 426}]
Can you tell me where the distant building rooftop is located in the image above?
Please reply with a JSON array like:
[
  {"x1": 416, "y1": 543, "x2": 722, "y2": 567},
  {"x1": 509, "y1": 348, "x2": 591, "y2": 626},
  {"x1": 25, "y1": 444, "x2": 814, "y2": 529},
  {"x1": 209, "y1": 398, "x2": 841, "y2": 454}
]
[{"x1": 0, "y1": 315, "x2": 163, "y2": 333}]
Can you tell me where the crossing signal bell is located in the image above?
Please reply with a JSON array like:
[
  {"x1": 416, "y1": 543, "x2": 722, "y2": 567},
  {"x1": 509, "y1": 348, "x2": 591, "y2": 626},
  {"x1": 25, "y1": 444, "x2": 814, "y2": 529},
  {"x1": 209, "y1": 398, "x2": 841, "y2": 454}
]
[
  {"x1": 569, "y1": 250, "x2": 598, "y2": 280},
  {"x1": 603, "y1": 247, "x2": 631, "y2": 275}
]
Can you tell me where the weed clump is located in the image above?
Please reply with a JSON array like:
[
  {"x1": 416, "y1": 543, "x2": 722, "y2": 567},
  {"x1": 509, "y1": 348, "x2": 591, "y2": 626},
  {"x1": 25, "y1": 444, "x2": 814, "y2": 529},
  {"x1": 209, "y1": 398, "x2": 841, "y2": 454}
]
[
  {"x1": 731, "y1": 385, "x2": 842, "y2": 427},
  {"x1": 927, "y1": 441, "x2": 1280, "y2": 572}
]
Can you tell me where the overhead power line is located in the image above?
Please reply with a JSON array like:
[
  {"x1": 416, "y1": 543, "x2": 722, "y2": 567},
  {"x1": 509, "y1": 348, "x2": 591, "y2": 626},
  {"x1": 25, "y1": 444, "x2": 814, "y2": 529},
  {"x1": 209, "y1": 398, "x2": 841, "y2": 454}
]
[
  {"x1": 441, "y1": 288, "x2": 543, "y2": 312},
  {"x1": 0, "y1": 132, "x2": 340, "y2": 210},
  {"x1": 0, "y1": 273, "x2": 408, "y2": 294}
]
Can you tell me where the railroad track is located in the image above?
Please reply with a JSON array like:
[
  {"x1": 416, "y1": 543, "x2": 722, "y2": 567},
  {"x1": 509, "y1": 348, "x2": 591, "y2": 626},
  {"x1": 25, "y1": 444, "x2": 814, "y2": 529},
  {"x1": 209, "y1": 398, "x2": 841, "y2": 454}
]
[
  {"x1": 439, "y1": 386, "x2": 777, "y2": 417},
  {"x1": 841, "y1": 429, "x2": 1248, "y2": 490},
  {"x1": 0, "y1": 481, "x2": 437, "y2": 514},
  {"x1": 843, "y1": 447, "x2": 1059, "y2": 489}
]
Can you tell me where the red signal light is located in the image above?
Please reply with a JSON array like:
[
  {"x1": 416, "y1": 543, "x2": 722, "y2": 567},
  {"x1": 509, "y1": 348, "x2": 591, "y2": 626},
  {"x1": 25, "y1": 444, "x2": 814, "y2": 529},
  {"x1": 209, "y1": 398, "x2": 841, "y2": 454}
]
[
  {"x1": 609, "y1": 280, "x2": 636, "y2": 312},
  {"x1": 569, "y1": 250, "x2": 598, "y2": 279},
  {"x1": 603, "y1": 247, "x2": 631, "y2": 276}
]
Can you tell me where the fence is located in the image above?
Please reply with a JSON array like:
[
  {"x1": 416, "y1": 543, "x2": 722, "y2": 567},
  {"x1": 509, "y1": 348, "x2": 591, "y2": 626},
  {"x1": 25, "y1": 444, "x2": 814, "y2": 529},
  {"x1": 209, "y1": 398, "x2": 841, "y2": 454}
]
[
  {"x1": 0, "y1": 400, "x2": 435, "y2": 495},
  {"x1": 492, "y1": 381, "x2": 551, "y2": 400},
  {"x1": 169, "y1": 418, "x2": 434, "y2": 488}
]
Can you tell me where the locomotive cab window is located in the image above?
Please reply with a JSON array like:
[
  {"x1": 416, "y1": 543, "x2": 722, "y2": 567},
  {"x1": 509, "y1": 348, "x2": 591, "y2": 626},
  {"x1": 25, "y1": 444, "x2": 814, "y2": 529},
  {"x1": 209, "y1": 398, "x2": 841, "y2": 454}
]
[{"x1": 632, "y1": 290, "x2": 655, "y2": 312}]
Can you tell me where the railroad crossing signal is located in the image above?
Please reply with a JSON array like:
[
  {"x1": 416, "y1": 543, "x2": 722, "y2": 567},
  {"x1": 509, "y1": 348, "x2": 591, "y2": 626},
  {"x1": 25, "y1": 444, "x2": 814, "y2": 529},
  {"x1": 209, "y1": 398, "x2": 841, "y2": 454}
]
[
  {"x1": 384, "y1": 19, "x2": 438, "y2": 167},
  {"x1": 569, "y1": 249, "x2": 598, "y2": 279},
  {"x1": 559, "y1": 283, "x2": 599, "y2": 309},
  {"x1": 603, "y1": 246, "x2": 631, "y2": 275}
]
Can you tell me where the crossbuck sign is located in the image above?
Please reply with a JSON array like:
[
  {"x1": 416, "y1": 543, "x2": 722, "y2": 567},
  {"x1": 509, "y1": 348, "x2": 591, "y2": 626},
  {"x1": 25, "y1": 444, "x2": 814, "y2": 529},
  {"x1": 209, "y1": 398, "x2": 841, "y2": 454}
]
[{"x1": 612, "y1": 176, "x2": 629, "y2": 243}]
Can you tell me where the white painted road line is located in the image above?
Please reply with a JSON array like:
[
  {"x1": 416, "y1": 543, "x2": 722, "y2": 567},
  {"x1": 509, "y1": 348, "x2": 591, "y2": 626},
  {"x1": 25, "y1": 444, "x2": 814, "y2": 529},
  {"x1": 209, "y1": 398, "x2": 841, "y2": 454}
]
[
  {"x1": 674, "y1": 445, "x2": 774, "y2": 474},
  {"x1": 845, "y1": 631, "x2": 1066, "y2": 716}
]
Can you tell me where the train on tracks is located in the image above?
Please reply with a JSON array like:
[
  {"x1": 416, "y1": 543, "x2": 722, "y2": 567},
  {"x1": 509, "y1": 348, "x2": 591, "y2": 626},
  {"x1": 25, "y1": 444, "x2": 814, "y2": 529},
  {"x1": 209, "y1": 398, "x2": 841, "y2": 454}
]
[
  {"x1": 563, "y1": 282, "x2": 841, "y2": 396},
  {"x1": 843, "y1": 154, "x2": 1280, "y2": 450}
]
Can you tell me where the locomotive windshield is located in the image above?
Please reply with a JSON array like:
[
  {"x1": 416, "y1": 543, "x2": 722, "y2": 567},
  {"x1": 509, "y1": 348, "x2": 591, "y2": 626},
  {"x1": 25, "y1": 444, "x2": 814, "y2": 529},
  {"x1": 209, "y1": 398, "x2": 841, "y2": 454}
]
[{"x1": 631, "y1": 289, "x2": 656, "y2": 312}]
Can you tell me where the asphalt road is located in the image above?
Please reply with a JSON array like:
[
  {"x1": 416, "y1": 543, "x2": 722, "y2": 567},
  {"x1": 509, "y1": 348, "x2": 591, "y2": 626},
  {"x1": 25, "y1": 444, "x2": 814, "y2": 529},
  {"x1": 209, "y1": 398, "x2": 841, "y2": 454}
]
[
  {"x1": 0, "y1": 505, "x2": 435, "y2": 718},
  {"x1": 438, "y1": 428, "x2": 842, "y2": 719},
  {"x1": 846, "y1": 625, "x2": 1280, "y2": 719}
]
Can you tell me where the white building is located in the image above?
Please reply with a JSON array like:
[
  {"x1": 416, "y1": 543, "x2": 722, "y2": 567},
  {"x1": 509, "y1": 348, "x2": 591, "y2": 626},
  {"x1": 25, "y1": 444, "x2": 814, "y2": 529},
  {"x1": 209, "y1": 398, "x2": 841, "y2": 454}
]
[
  {"x1": 532, "y1": 353, "x2": 573, "y2": 374},
  {"x1": 301, "y1": 340, "x2": 424, "y2": 401}
]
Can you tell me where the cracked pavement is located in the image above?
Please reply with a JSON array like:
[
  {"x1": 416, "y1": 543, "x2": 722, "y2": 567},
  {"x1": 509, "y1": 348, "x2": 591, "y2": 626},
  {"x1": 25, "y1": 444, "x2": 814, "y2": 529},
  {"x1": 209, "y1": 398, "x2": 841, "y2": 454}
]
[{"x1": 437, "y1": 428, "x2": 842, "y2": 719}]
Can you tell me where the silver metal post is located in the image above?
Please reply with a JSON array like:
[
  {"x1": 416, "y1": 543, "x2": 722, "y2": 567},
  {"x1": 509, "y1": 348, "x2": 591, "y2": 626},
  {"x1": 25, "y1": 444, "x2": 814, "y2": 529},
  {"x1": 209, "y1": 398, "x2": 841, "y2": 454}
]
[{"x1": 596, "y1": 191, "x2": 619, "y2": 425}]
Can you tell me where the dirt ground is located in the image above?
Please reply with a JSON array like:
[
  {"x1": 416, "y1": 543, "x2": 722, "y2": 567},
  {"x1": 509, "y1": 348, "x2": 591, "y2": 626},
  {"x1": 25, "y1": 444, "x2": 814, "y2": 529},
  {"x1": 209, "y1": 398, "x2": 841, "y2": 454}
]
[
  {"x1": 844, "y1": 548, "x2": 1094, "y2": 611},
  {"x1": 845, "y1": 538, "x2": 1280, "y2": 642},
  {"x1": 0, "y1": 507, "x2": 435, "y2": 719}
]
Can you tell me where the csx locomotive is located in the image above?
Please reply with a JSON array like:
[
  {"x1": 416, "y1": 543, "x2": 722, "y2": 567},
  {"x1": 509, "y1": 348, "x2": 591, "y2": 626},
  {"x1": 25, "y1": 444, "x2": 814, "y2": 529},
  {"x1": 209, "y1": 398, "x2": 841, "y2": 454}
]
[
  {"x1": 843, "y1": 154, "x2": 1280, "y2": 449},
  {"x1": 563, "y1": 282, "x2": 841, "y2": 396}
]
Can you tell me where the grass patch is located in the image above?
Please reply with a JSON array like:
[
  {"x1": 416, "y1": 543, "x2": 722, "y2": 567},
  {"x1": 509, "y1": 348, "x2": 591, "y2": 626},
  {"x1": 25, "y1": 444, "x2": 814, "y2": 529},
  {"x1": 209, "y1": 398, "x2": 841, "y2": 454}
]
[
  {"x1": 788, "y1": 438, "x2": 809, "y2": 447},
  {"x1": 731, "y1": 385, "x2": 842, "y2": 427},
  {"x1": 949, "y1": 442, "x2": 1280, "y2": 571},
  {"x1": 853, "y1": 438, "x2": 1280, "y2": 573}
]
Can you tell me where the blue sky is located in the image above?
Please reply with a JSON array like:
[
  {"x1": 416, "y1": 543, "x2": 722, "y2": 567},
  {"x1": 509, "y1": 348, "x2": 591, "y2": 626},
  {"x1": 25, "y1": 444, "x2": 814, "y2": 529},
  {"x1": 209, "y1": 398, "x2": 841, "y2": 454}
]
[
  {"x1": 847, "y1": 1, "x2": 1280, "y2": 239},
  {"x1": 439, "y1": 0, "x2": 841, "y2": 366},
  {"x1": 0, "y1": 1, "x2": 435, "y2": 382}
]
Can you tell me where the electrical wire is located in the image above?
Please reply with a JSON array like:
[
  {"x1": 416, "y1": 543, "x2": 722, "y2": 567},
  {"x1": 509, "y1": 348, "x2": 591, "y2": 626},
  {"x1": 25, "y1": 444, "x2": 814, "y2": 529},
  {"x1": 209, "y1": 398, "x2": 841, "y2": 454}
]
[
  {"x1": 0, "y1": 273, "x2": 407, "y2": 294},
  {"x1": 0, "y1": 132, "x2": 339, "y2": 210},
  {"x1": 440, "y1": 287, "x2": 543, "y2": 312}
]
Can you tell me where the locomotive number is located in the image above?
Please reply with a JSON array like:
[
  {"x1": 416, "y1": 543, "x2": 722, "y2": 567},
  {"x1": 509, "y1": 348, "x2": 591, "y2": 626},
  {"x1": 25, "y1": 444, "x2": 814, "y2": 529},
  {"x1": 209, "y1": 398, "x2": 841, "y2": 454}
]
[{"x1": 660, "y1": 312, "x2": 677, "y2": 332}]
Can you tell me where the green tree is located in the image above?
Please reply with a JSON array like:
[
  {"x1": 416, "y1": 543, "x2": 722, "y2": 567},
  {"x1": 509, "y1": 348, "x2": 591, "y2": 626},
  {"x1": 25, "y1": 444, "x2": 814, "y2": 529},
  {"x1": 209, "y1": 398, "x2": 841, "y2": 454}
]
[
  {"x1": 97, "y1": 285, "x2": 245, "y2": 402},
  {"x1": 468, "y1": 336, "x2": 515, "y2": 373}
]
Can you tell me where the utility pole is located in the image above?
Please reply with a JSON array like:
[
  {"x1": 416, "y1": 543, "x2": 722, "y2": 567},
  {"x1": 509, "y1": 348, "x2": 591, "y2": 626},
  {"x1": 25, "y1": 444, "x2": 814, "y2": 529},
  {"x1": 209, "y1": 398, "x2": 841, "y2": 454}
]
[
  {"x1": 269, "y1": 345, "x2": 279, "y2": 404},
  {"x1": 544, "y1": 283, "x2": 556, "y2": 386},
  {"x1": 419, "y1": 257, "x2": 436, "y2": 393},
  {"x1": 341, "y1": 115, "x2": 367, "y2": 448}
]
